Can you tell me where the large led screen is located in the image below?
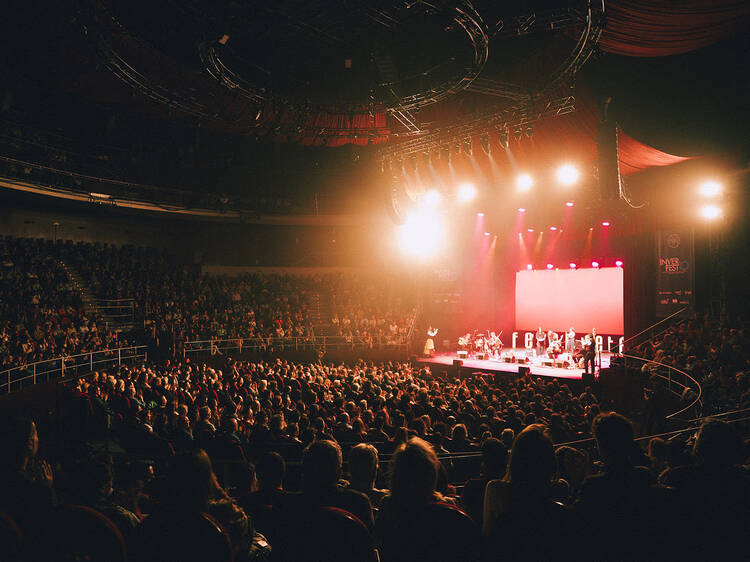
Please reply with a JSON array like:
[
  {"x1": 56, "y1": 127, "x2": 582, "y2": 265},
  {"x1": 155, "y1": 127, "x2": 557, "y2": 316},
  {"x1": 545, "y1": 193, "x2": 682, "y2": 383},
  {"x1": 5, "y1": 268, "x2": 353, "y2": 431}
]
[{"x1": 515, "y1": 267, "x2": 624, "y2": 334}]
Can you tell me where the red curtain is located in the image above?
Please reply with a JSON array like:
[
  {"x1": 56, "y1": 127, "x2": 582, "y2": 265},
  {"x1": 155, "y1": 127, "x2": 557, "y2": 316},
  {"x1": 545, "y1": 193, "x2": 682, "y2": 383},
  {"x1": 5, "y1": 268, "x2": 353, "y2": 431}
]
[{"x1": 599, "y1": 0, "x2": 750, "y2": 57}]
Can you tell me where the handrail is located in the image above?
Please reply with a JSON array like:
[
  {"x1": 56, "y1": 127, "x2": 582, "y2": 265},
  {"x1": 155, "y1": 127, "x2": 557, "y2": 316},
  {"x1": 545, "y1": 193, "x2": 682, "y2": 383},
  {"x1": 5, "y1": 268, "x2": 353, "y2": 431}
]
[
  {"x1": 620, "y1": 353, "x2": 702, "y2": 420},
  {"x1": 622, "y1": 307, "x2": 688, "y2": 349},
  {"x1": 1, "y1": 345, "x2": 148, "y2": 394},
  {"x1": 183, "y1": 335, "x2": 410, "y2": 356}
]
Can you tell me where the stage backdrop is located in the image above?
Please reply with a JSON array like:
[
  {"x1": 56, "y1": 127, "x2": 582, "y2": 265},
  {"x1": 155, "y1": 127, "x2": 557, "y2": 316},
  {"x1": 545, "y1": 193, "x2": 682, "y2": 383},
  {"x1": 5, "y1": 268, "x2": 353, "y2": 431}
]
[{"x1": 515, "y1": 267, "x2": 624, "y2": 335}]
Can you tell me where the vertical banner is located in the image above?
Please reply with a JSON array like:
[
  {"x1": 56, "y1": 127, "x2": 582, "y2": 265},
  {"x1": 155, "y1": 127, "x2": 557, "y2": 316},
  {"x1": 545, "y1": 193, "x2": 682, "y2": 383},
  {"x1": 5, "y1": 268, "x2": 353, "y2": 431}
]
[{"x1": 656, "y1": 229, "x2": 694, "y2": 317}]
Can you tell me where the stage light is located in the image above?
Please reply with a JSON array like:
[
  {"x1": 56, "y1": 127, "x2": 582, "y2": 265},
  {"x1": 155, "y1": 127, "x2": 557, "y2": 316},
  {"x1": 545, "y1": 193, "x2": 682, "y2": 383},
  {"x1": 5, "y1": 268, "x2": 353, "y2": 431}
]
[
  {"x1": 484, "y1": 232, "x2": 490, "y2": 236},
  {"x1": 517, "y1": 174, "x2": 533, "y2": 191},
  {"x1": 397, "y1": 209, "x2": 445, "y2": 259},
  {"x1": 546, "y1": 263, "x2": 554, "y2": 270},
  {"x1": 518, "y1": 207, "x2": 526, "y2": 212},
  {"x1": 699, "y1": 180, "x2": 722, "y2": 198},
  {"x1": 549, "y1": 226, "x2": 557, "y2": 231},
  {"x1": 527, "y1": 228, "x2": 534, "y2": 233},
  {"x1": 569, "y1": 262, "x2": 577, "y2": 269},
  {"x1": 615, "y1": 260, "x2": 623, "y2": 267},
  {"x1": 526, "y1": 264, "x2": 533, "y2": 270},
  {"x1": 477, "y1": 212, "x2": 484, "y2": 217},
  {"x1": 700, "y1": 204, "x2": 722, "y2": 220},
  {"x1": 556, "y1": 164, "x2": 580, "y2": 185},
  {"x1": 565, "y1": 201, "x2": 574, "y2": 207},
  {"x1": 602, "y1": 221, "x2": 610, "y2": 227},
  {"x1": 422, "y1": 189, "x2": 442, "y2": 208},
  {"x1": 591, "y1": 261, "x2": 600, "y2": 268},
  {"x1": 457, "y1": 183, "x2": 477, "y2": 202}
]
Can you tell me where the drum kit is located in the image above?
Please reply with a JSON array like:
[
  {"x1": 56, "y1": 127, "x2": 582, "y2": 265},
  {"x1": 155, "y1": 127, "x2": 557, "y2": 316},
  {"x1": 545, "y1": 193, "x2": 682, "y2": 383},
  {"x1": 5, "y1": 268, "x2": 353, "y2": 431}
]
[{"x1": 458, "y1": 330, "x2": 503, "y2": 359}]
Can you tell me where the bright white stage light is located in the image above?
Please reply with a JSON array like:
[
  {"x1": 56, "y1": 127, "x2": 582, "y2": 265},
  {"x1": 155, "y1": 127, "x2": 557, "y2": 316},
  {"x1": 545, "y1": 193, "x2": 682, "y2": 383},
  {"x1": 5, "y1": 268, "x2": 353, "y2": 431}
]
[
  {"x1": 556, "y1": 164, "x2": 580, "y2": 185},
  {"x1": 700, "y1": 204, "x2": 722, "y2": 220},
  {"x1": 549, "y1": 226, "x2": 558, "y2": 231},
  {"x1": 699, "y1": 180, "x2": 722, "y2": 198},
  {"x1": 421, "y1": 189, "x2": 442, "y2": 208},
  {"x1": 615, "y1": 260, "x2": 623, "y2": 267},
  {"x1": 566, "y1": 201, "x2": 574, "y2": 207},
  {"x1": 526, "y1": 264, "x2": 533, "y2": 270},
  {"x1": 569, "y1": 262, "x2": 577, "y2": 269},
  {"x1": 457, "y1": 183, "x2": 477, "y2": 202},
  {"x1": 518, "y1": 207, "x2": 526, "y2": 212},
  {"x1": 591, "y1": 261, "x2": 600, "y2": 268},
  {"x1": 546, "y1": 263, "x2": 554, "y2": 270},
  {"x1": 516, "y1": 174, "x2": 533, "y2": 191},
  {"x1": 397, "y1": 209, "x2": 445, "y2": 259}
]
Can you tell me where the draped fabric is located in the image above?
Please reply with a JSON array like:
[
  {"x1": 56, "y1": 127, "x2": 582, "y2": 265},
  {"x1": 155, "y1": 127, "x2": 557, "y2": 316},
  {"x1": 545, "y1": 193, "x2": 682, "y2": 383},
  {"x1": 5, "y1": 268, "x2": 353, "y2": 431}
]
[
  {"x1": 599, "y1": 0, "x2": 750, "y2": 57},
  {"x1": 617, "y1": 130, "x2": 692, "y2": 175}
]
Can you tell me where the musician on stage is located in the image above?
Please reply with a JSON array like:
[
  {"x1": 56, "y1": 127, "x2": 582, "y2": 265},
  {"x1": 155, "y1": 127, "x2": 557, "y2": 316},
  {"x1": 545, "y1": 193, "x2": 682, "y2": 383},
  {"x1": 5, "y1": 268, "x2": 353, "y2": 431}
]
[
  {"x1": 535, "y1": 327, "x2": 546, "y2": 356},
  {"x1": 583, "y1": 331, "x2": 596, "y2": 374},
  {"x1": 424, "y1": 326, "x2": 438, "y2": 357},
  {"x1": 565, "y1": 327, "x2": 576, "y2": 354}
]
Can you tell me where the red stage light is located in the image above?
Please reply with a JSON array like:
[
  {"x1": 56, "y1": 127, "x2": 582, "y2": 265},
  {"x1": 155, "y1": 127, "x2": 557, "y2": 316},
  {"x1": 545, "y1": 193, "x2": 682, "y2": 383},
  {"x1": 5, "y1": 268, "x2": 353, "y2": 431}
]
[
  {"x1": 602, "y1": 221, "x2": 610, "y2": 227},
  {"x1": 565, "y1": 201, "x2": 574, "y2": 207},
  {"x1": 591, "y1": 261, "x2": 600, "y2": 268},
  {"x1": 526, "y1": 264, "x2": 533, "y2": 270},
  {"x1": 569, "y1": 262, "x2": 577, "y2": 269},
  {"x1": 615, "y1": 260, "x2": 623, "y2": 267},
  {"x1": 546, "y1": 263, "x2": 553, "y2": 270}
]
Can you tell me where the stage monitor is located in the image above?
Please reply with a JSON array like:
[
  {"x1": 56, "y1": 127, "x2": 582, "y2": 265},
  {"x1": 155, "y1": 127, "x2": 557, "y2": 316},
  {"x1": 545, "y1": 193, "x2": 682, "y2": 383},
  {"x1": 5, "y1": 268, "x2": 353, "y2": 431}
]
[{"x1": 515, "y1": 267, "x2": 623, "y2": 334}]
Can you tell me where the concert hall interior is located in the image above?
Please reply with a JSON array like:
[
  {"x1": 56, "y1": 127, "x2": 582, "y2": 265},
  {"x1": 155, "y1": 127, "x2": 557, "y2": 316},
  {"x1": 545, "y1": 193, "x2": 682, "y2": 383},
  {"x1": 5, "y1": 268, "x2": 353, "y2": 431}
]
[{"x1": 1, "y1": 2, "x2": 749, "y2": 561}]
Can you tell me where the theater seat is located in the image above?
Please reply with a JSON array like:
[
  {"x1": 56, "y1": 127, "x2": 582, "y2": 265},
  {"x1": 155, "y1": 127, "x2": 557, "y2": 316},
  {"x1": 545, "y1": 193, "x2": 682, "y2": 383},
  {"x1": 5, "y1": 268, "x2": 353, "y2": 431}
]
[
  {"x1": 131, "y1": 510, "x2": 233, "y2": 562},
  {"x1": 280, "y1": 506, "x2": 378, "y2": 562},
  {"x1": 52, "y1": 505, "x2": 127, "y2": 562},
  {"x1": 376, "y1": 501, "x2": 481, "y2": 562}
]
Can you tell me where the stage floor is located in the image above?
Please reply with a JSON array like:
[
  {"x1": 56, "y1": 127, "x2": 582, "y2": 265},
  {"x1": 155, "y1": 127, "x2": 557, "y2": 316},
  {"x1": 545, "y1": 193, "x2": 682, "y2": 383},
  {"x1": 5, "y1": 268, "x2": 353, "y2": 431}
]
[{"x1": 418, "y1": 348, "x2": 612, "y2": 381}]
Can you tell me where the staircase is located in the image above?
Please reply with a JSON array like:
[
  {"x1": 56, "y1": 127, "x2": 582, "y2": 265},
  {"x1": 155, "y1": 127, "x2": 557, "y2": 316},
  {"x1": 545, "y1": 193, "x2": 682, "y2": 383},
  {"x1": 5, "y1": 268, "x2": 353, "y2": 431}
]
[
  {"x1": 60, "y1": 260, "x2": 136, "y2": 333},
  {"x1": 311, "y1": 290, "x2": 338, "y2": 337}
]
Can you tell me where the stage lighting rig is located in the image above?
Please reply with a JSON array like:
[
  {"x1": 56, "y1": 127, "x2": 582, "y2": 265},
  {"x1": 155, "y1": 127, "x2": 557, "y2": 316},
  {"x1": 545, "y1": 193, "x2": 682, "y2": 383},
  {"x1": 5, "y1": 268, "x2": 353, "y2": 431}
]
[{"x1": 517, "y1": 174, "x2": 533, "y2": 192}]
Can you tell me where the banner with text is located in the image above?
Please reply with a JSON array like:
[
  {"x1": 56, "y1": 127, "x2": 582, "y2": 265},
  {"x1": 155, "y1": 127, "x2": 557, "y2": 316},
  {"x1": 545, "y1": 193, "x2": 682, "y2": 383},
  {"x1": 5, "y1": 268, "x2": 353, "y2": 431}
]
[{"x1": 656, "y1": 229, "x2": 694, "y2": 317}]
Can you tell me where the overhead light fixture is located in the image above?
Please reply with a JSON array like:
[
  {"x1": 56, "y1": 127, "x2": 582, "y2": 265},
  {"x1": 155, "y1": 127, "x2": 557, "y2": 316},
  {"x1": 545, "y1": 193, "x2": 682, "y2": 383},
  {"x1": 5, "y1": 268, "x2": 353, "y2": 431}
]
[
  {"x1": 556, "y1": 164, "x2": 580, "y2": 185},
  {"x1": 699, "y1": 180, "x2": 722, "y2": 198},
  {"x1": 457, "y1": 183, "x2": 477, "y2": 202},
  {"x1": 516, "y1": 174, "x2": 533, "y2": 191}
]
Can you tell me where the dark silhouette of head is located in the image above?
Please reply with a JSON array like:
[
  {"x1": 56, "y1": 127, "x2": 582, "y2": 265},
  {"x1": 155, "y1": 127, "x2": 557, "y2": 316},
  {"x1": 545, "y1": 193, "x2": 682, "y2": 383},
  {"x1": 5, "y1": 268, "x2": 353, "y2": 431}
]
[
  {"x1": 0, "y1": 417, "x2": 38, "y2": 472},
  {"x1": 302, "y1": 440, "x2": 342, "y2": 491},
  {"x1": 166, "y1": 449, "x2": 223, "y2": 511},
  {"x1": 694, "y1": 418, "x2": 744, "y2": 468},
  {"x1": 505, "y1": 424, "x2": 555, "y2": 495},
  {"x1": 348, "y1": 443, "x2": 379, "y2": 489},
  {"x1": 481, "y1": 438, "x2": 508, "y2": 478},
  {"x1": 389, "y1": 437, "x2": 440, "y2": 507},
  {"x1": 593, "y1": 412, "x2": 634, "y2": 466},
  {"x1": 256, "y1": 451, "x2": 285, "y2": 490}
]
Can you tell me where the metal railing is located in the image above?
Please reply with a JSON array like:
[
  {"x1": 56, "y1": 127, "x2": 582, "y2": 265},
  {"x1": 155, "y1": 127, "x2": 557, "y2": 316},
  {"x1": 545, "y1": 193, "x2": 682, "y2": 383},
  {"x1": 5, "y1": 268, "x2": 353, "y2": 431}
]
[
  {"x1": 622, "y1": 307, "x2": 688, "y2": 351},
  {"x1": 0, "y1": 346, "x2": 148, "y2": 394},
  {"x1": 620, "y1": 353, "x2": 702, "y2": 420},
  {"x1": 183, "y1": 335, "x2": 410, "y2": 357}
]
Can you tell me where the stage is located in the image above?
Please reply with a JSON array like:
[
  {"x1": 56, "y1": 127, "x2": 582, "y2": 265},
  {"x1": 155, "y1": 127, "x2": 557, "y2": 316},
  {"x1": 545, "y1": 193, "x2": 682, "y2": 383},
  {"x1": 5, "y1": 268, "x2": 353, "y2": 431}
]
[{"x1": 418, "y1": 348, "x2": 612, "y2": 381}]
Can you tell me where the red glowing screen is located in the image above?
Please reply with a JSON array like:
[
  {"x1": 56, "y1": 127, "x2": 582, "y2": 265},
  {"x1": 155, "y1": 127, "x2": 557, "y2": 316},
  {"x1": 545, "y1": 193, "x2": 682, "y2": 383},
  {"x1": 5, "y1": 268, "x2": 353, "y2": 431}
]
[{"x1": 515, "y1": 267, "x2": 624, "y2": 334}]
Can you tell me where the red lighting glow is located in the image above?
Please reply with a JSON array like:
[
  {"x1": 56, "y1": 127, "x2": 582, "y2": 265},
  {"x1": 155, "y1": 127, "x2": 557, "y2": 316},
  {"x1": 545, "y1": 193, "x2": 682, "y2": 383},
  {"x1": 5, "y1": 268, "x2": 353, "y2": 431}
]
[
  {"x1": 546, "y1": 263, "x2": 554, "y2": 270},
  {"x1": 602, "y1": 221, "x2": 610, "y2": 227},
  {"x1": 591, "y1": 261, "x2": 600, "y2": 268},
  {"x1": 615, "y1": 260, "x2": 623, "y2": 267}
]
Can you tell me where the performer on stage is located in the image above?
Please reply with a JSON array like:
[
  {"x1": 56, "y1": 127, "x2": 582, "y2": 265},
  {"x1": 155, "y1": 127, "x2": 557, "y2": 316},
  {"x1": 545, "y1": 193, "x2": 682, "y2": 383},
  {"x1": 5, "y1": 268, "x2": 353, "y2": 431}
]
[
  {"x1": 535, "y1": 327, "x2": 546, "y2": 356},
  {"x1": 565, "y1": 327, "x2": 576, "y2": 354},
  {"x1": 424, "y1": 326, "x2": 438, "y2": 357},
  {"x1": 583, "y1": 331, "x2": 596, "y2": 374}
]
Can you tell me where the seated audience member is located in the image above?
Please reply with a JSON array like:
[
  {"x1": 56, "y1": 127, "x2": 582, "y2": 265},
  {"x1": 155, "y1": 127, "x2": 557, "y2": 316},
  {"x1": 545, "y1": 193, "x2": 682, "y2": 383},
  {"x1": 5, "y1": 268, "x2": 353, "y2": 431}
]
[
  {"x1": 347, "y1": 443, "x2": 388, "y2": 509},
  {"x1": 131, "y1": 449, "x2": 249, "y2": 562},
  {"x1": 483, "y1": 425, "x2": 573, "y2": 561},
  {"x1": 0, "y1": 417, "x2": 55, "y2": 559},
  {"x1": 239, "y1": 451, "x2": 287, "y2": 542},
  {"x1": 376, "y1": 437, "x2": 481, "y2": 562},
  {"x1": 460, "y1": 438, "x2": 507, "y2": 527},
  {"x1": 64, "y1": 459, "x2": 140, "y2": 539},
  {"x1": 659, "y1": 419, "x2": 750, "y2": 560},
  {"x1": 576, "y1": 412, "x2": 666, "y2": 561},
  {"x1": 286, "y1": 440, "x2": 373, "y2": 528}
]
